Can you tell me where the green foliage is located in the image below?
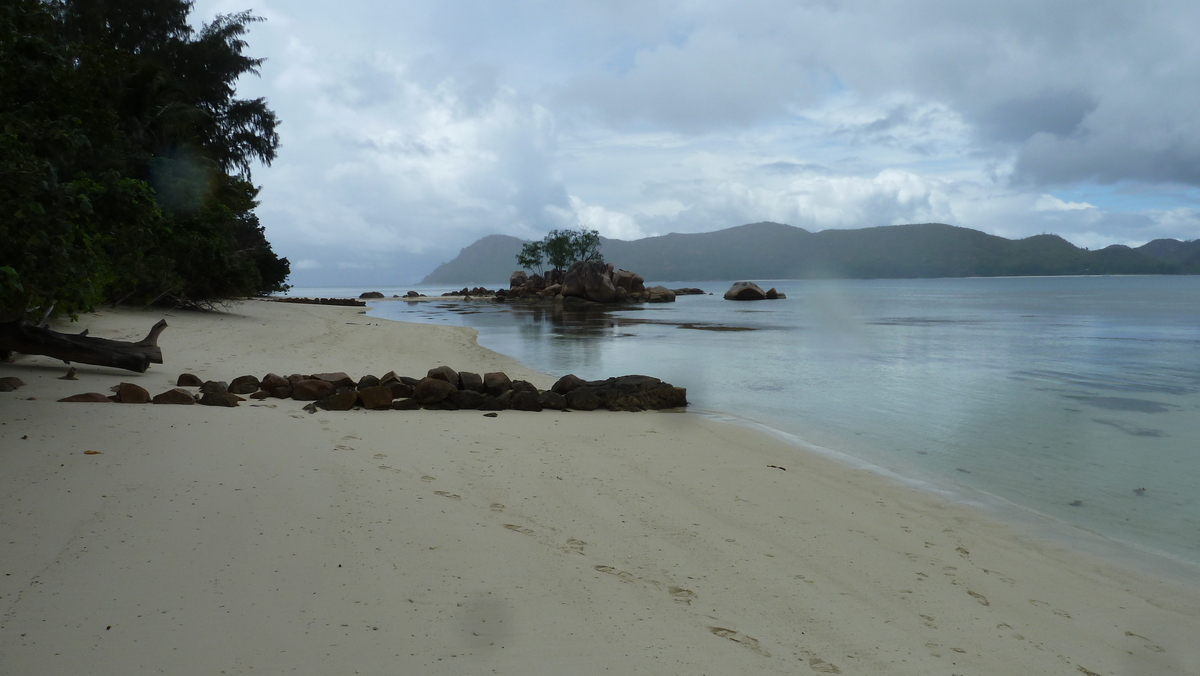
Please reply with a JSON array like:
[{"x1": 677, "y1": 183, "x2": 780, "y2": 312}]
[
  {"x1": 516, "y1": 227, "x2": 603, "y2": 273},
  {"x1": 0, "y1": 0, "x2": 288, "y2": 322}
]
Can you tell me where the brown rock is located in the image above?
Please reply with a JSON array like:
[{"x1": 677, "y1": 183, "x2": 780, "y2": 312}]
[
  {"x1": 551, "y1": 374, "x2": 586, "y2": 394},
  {"x1": 765, "y1": 287, "x2": 786, "y2": 299},
  {"x1": 357, "y1": 374, "x2": 380, "y2": 390},
  {"x1": 388, "y1": 382, "x2": 414, "y2": 399},
  {"x1": 114, "y1": 382, "x2": 151, "y2": 404},
  {"x1": 200, "y1": 380, "x2": 228, "y2": 394},
  {"x1": 459, "y1": 371, "x2": 483, "y2": 392},
  {"x1": 261, "y1": 373, "x2": 289, "y2": 390},
  {"x1": 478, "y1": 391, "x2": 513, "y2": 410},
  {"x1": 312, "y1": 372, "x2": 355, "y2": 388},
  {"x1": 427, "y1": 365, "x2": 460, "y2": 387},
  {"x1": 413, "y1": 377, "x2": 457, "y2": 405},
  {"x1": 1, "y1": 376, "x2": 26, "y2": 389},
  {"x1": 228, "y1": 375, "x2": 261, "y2": 394},
  {"x1": 316, "y1": 390, "x2": 358, "y2": 411},
  {"x1": 587, "y1": 375, "x2": 688, "y2": 411},
  {"x1": 482, "y1": 372, "x2": 512, "y2": 396},
  {"x1": 359, "y1": 291, "x2": 385, "y2": 299},
  {"x1": 448, "y1": 389, "x2": 485, "y2": 409},
  {"x1": 292, "y1": 379, "x2": 336, "y2": 401},
  {"x1": 580, "y1": 260, "x2": 619, "y2": 302},
  {"x1": 392, "y1": 398, "x2": 421, "y2": 410},
  {"x1": 153, "y1": 388, "x2": 196, "y2": 405},
  {"x1": 59, "y1": 392, "x2": 112, "y2": 403},
  {"x1": 646, "y1": 286, "x2": 676, "y2": 303},
  {"x1": 511, "y1": 379, "x2": 539, "y2": 394},
  {"x1": 267, "y1": 385, "x2": 293, "y2": 399},
  {"x1": 723, "y1": 281, "x2": 767, "y2": 300},
  {"x1": 511, "y1": 390, "x2": 543, "y2": 411},
  {"x1": 249, "y1": 391, "x2": 272, "y2": 400},
  {"x1": 177, "y1": 373, "x2": 204, "y2": 387},
  {"x1": 509, "y1": 270, "x2": 528, "y2": 288},
  {"x1": 358, "y1": 385, "x2": 395, "y2": 410},
  {"x1": 199, "y1": 391, "x2": 244, "y2": 407},
  {"x1": 565, "y1": 387, "x2": 600, "y2": 411},
  {"x1": 561, "y1": 262, "x2": 586, "y2": 298},
  {"x1": 539, "y1": 284, "x2": 562, "y2": 297},
  {"x1": 539, "y1": 391, "x2": 567, "y2": 410},
  {"x1": 379, "y1": 370, "x2": 401, "y2": 385}
]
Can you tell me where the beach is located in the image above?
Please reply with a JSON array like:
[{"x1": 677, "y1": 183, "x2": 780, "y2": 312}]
[{"x1": 2, "y1": 300, "x2": 1198, "y2": 675}]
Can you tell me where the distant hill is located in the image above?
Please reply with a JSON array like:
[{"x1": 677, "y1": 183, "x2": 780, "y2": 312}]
[{"x1": 421, "y1": 222, "x2": 1200, "y2": 285}]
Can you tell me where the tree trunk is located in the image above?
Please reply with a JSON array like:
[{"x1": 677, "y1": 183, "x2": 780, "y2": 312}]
[{"x1": 0, "y1": 319, "x2": 167, "y2": 373}]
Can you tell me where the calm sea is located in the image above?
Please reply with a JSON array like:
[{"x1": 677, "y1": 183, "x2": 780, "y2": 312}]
[{"x1": 292, "y1": 277, "x2": 1200, "y2": 575}]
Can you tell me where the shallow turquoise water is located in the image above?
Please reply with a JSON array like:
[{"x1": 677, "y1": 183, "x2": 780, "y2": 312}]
[{"x1": 315, "y1": 277, "x2": 1200, "y2": 571}]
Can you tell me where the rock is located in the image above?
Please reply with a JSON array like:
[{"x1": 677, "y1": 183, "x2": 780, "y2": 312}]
[
  {"x1": 512, "y1": 390, "x2": 543, "y2": 411},
  {"x1": 459, "y1": 371, "x2": 483, "y2": 392},
  {"x1": 483, "y1": 412, "x2": 499, "y2": 418},
  {"x1": 359, "y1": 291, "x2": 385, "y2": 298},
  {"x1": 312, "y1": 372, "x2": 355, "y2": 388},
  {"x1": 587, "y1": 375, "x2": 688, "y2": 411},
  {"x1": 392, "y1": 398, "x2": 421, "y2": 410},
  {"x1": 228, "y1": 375, "x2": 261, "y2": 394},
  {"x1": 58, "y1": 392, "x2": 112, "y2": 403},
  {"x1": 199, "y1": 391, "x2": 244, "y2": 407},
  {"x1": 399, "y1": 375, "x2": 421, "y2": 387},
  {"x1": 672, "y1": 287, "x2": 704, "y2": 295},
  {"x1": 765, "y1": 287, "x2": 786, "y2": 299},
  {"x1": 261, "y1": 373, "x2": 290, "y2": 391},
  {"x1": 200, "y1": 380, "x2": 228, "y2": 394},
  {"x1": 564, "y1": 387, "x2": 601, "y2": 411},
  {"x1": 177, "y1": 373, "x2": 204, "y2": 387},
  {"x1": 114, "y1": 382, "x2": 151, "y2": 403},
  {"x1": 292, "y1": 379, "x2": 336, "y2": 401},
  {"x1": 0, "y1": 382, "x2": 14, "y2": 393},
  {"x1": 646, "y1": 286, "x2": 676, "y2": 303},
  {"x1": 551, "y1": 374, "x2": 586, "y2": 394},
  {"x1": 561, "y1": 262, "x2": 587, "y2": 298},
  {"x1": 539, "y1": 284, "x2": 563, "y2": 297},
  {"x1": 405, "y1": 290, "x2": 421, "y2": 298},
  {"x1": 483, "y1": 372, "x2": 512, "y2": 396},
  {"x1": 249, "y1": 391, "x2": 271, "y2": 400},
  {"x1": 510, "y1": 270, "x2": 528, "y2": 288},
  {"x1": 511, "y1": 379, "x2": 539, "y2": 394},
  {"x1": 287, "y1": 373, "x2": 308, "y2": 384},
  {"x1": 526, "y1": 274, "x2": 546, "y2": 292},
  {"x1": 724, "y1": 281, "x2": 767, "y2": 300},
  {"x1": 152, "y1": 388, "x2": 196, "y2": 405},
  {"x1": 316, "y1": 390, "x2": 358, "y2": 411},
  {"x1": 612, "y1": 269, "x2": 639, "y2": 291},
  {"x1": 448, "y1": 389, "x2": 486, "y2": 409},
  {"x1": 424, "y1": 398, "x2": 459, "y2": 410},
  {"x1": 58, "y1": 368, "x2": 77, "y2": 380},
  {"x1": 0, "y1": 377, "x2": 25, "y2": 391},
  {"x1": 266, "y1": 385, "x2": 293, "y2": 399},
  {"x1": 479, "y1": 390, "x2": 513, "y2": 410},
  {"x1": 580, "y1": 260, "x2": 619, "y2": 302},
  {"x1": 379, "y1": 371, "x2": 400, "y2": 385},
  {"x1": 427, "y1": 365, "x2": 460, "y2": 387},
  {"x1": 358, "y1": 385, "x2": 395, "y2": 410},
  {"x1": 388, "y1": 382, "x2": 415, "y2": 399},
  {"x1": 357, "y1": 374, "x2": 380, "y2": 390},
  {"x1": 539, "y1": 391, "x2": 567, "y2": 410},
  {"x1": 413, "y1": 377, "x2": 457, "y2": 404}
]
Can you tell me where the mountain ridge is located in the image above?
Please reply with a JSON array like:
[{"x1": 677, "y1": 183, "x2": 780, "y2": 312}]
[{"x1": 420, "y1": 222, "x2": 1200, "y2": 284}]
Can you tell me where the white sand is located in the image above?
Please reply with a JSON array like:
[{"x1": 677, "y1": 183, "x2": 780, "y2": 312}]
[{"x1": 2, "y1": 300, "x2": 1198, "y2": 675}]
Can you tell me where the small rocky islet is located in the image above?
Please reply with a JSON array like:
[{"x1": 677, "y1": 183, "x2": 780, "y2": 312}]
[{"x1": 58, "y1": 366, "x2": 687, "y2": 413}]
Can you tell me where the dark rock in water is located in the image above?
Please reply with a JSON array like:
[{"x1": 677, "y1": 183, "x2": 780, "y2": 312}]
[
  {"x1": 540, "y1": 283, "x2": 562, "y2": 297},
  {"x1": 59, "y1": 392, "x2": 112, "y2": 403},
  {"x1": 292, "y1": 379, "x2": 336, "y2": 401},
  {"x1": 724, "y1": 281, "x2": 767, "y2": 300},
  {"x1": 199, "y1": 391, "x2": 244, "y2": 407},
  {"x1": 427, "y1": 365, "x2": 460, "y2": 387},
  {"x1": 153, "y1": 388, "x2": 196, "y2": 405},
  {"x1": 177, "y1": 373, "x2": 204, "y2": 387},
  {"x1": 561, "y1": 263, "x2": 586, "y2": 298},
  {"x1": 764, "y1": 287, "x2": 786, "y2": 300},
  {"x1": 392, "y1": 398, "x2": 420, "y2": 410},
  {"x1": 539, "y1": 391, "x2": 567, "y2": 410},
  {"x1": 114, "y1": 382, "x2": 151, "y2": 403},
  {"x1": 317, "y1": 390, "x2": 358, "y2": 411},
  {"x1": 646, "y1": 286, "x2": 676, "y2": 303},
  {"x1": 588, "y1": 375, "x2": 687, "y2": 411},
  {"x1": 261, "y1": 373, "x2": 290, "y2": 391},
  {"x1": 312, "y1": 372, "x2": 355, "y2": 388},
  {"x1": 510, "y1": 270, "x2": 528, "y2": 288},
  {"x1": 200, "y1": 380, "x2": 229, "y2": 394},
  {"x1": 228, "y1": 375, "x2": 261, "y2": 394},
  {"x1": 511, "y1": 379, "x2": 539, "y2": 395},
  {"x1": 483, "y1": 372, "x2": 512, "y2": 396},
  {"x1": 358, "y1": 385, "x2": 395, "y2": 410},
  {"x1": 359, "y1": 291, "x2": 385, "y2": 299},
  {"x1": 405, "y1": 290, "x2": 421, "y2": 298},
  {"x1": 565, "y1": 387, "x2": 601, "y2": 411},
  {"x1": 672, "y1": 288, "x2": 705, "y2": 295},
  {"x1": 512, "y1": 390, "x2": 543, "y2": 411},
  {"x1": 459, "y1": 371, "x2": 483, "y2": 393},
  {"x1": 357, "y1": 374, "x2": 380, "y2": 390},
  {"x1": 580, "y1": 260, "x2": 619, "y2": 302},
  {"x1": 551, "y1": 374, "x2": 586, "y2": 394},
  {"x1": 388, "y1": 381, "x2": 414, "y2": 399},
  {"x1": 413, "y1": 377, "x2": 457, "y2": 404},
  {"x1": 448, "y1": 389, "x2": 486, "y2": 409}
]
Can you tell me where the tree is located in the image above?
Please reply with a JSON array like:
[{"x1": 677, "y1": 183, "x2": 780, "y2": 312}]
[{"x1": 515, "y1": 227, "x2": 603, "y2": 274}]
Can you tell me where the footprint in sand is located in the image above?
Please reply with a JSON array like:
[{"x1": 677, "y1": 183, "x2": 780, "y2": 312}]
[
  {"x1": 433, "y1": 491, "x2": 461, "y2": 500},
  {"x1": 373, "y1": 453, "x2": 387, "y2": 459},
  {"x1": 920, "y1": 614, "x2": 937, "y2": 628},
  {"x1": 798, "y1": 649, "x2": 841, "y2": 673},
  {"x1": 668, "y1": 586, "x2": 697, "y2": 604},
  {"x1": 420, "y1": 475, "x2": 436, "y2": 482},
  {"x1": 593, "y1": 565, "x2": 637, "y2": 583},
  {"x1": 490, "y1": 503, "x2": 505, "y2": 512},
  {"x1": 1029, "y1": 599, "x2": 1071, "y2": 618},
  {"x1": 504, "y1": 524, "x2": 534, "y2": 535},
  {"x1": 708, "y1": 627, "x2": 770, "y2": 657},
  {"x1": 967, "y1": 590, "x2": 990, "y2": 606},
  {"x1": 1124, "y1": 630, "x2": 1165, "y2": 652},
  {"x1": 562, "y1": 538, "x2": 587, "y2": 555},
  {"x1": 956, "y1": 546, "x2": 970, "y2": 558}
]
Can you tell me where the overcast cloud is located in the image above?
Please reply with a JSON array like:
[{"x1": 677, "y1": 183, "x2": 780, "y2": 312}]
[{"x1": 193, "y1": 0, "x2": 1200, "y2": 285}]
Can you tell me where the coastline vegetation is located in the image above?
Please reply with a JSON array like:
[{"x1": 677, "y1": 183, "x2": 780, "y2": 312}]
[{"x1": 0, "y1": 0, "x2": 290, "y2": 323}]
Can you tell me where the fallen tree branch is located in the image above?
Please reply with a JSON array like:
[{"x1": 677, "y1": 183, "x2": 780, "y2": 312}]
[{"x1": 0, "y1": 319, "x2": 167, "y2": 373}]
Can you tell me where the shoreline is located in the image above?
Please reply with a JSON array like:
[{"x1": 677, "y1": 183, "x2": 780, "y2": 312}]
[{"x1": 3, "y1": 299, "x2": 1199, "y2": 674}]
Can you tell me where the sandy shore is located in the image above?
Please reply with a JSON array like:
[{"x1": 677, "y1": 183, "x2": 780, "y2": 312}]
[{"x1": 2, "y1": 299, "x2": 1198, "y2": 675}]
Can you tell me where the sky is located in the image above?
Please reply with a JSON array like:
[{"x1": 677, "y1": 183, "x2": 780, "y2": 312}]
[{"x1": 192, "y1": 0, "x2": 1200, "y2": 286}]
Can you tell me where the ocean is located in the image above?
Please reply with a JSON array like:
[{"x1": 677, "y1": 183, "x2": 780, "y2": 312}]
[{"x1": 290, "y1": 276, "x2": 1200, "y2": 576}]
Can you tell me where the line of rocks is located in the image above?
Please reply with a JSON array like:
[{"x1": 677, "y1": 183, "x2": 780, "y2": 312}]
[
  {"x1": 272, "y1": 297, "x2": 367, "y2": 307},
  {"x1": 58, "y1": 367, "x2": 687, "y2": 413}
]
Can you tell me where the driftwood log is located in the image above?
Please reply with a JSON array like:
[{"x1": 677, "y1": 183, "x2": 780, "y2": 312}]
[{"x1": 0, "y1": 319, "x2": 167, "y2": 373}]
